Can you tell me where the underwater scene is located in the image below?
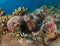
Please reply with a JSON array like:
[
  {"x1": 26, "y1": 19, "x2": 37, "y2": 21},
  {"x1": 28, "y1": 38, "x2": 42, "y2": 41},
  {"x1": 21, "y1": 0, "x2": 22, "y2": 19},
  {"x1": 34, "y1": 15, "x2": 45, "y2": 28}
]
[{"x1": 0, "y1": 0, "x2": 60, "y2": 46}]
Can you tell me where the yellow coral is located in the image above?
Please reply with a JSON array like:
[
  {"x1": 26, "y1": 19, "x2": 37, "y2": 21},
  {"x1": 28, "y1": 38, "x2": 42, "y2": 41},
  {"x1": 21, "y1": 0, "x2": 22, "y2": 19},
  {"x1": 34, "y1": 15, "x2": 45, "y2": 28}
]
[
  {"x1": 7, "y1": 16, "x2": 11, "y2": 19},
  {"x1": 18, "y1": 7, "x2": 22, "y2": 12},
  {"x1": 12, "y1": 7, "x2": 27, "y2": 16}
]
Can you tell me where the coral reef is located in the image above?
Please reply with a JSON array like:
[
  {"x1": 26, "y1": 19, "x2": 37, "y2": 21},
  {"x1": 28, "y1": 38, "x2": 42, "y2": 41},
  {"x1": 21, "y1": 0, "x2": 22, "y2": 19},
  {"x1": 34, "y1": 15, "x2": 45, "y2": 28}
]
[{"x1": 0, "y1": 6, "x2": 60, "y2": 46}]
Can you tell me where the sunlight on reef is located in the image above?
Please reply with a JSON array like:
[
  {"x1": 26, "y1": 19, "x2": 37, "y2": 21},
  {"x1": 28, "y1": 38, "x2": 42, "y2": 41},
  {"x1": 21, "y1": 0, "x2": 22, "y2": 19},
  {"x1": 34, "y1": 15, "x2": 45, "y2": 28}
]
[{"x1": 0, "y1": 6, "x2": 60, "y2": 46}]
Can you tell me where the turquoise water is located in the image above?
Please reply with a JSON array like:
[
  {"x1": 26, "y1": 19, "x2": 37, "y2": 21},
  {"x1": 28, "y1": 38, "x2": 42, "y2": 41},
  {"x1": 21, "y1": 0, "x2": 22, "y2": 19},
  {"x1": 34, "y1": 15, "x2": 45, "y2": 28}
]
[{"x1": 0, "y1": 0, "x2": 60, "y2": 14}]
